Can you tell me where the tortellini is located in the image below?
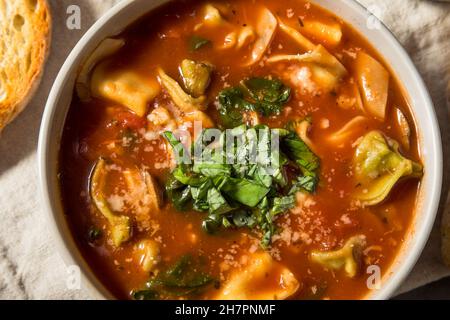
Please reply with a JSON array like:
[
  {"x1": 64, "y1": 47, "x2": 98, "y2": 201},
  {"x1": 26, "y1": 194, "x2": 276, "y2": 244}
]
[
  {"x1": 76, "y1": 38, "x2": 125, "y2": 101},
  {"x1": 90, "y1": 158, "x2": 132, "y2": 247},
  {"x1": 215, "y1": 252, "x2": 300, "y2": 300},
  {"x1": 197, "y1": 4, "x2": 226, "y2": 28},
  {"x1": 300, "y1": 20, "x2": 342, "y2": 46},
  {"x1": 155, "y1": 67, "x2": 214, "y2": 131},
  {"x1": 278, "y1": 19, "x2": 315, "y2": 51},
  {"x1": 394, "y1": 107, "x2": 411, "y2": 150},
  {"x1": 327, "y1": 116, "x2": 368, "y2": 147},
  {"x1": 310, "y1": 235, "x2": 366, "y2": 278},
  {"x1": 90, "y1": 158, "x2": 164, "y2": 246},
  {"x1": 157, "y1": 68, "x2": 206, "y2": 112},
  {"x1": 222, "y1": 26, "x2": 256, "y2": 50},
  {"x1": 352, "y1": 131, "x2": 423, "y2": 206},
  {"x1": 91, "y1": 62, "x2": 161, "y2": 117},
  {"x1": 245, "y1": 7, "x2": 277, "y2": 66},
  {"x1": 123, "y1": 168, "x2": 163, "y2": 216},
  {"x1": 268, "y1": 45, "x2": 347, "y2": 92},
  {"x1": 354, "y1": 52, "x2": 389, "y2": 120},
  {"x1": 76, "y1": 37, "x2": 161, "y2": 117}
]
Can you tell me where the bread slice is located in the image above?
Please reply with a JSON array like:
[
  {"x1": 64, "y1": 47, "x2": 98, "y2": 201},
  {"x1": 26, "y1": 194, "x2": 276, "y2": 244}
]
[{"x1": 0, "y1": 0, "x2": 51, "y2": 132}]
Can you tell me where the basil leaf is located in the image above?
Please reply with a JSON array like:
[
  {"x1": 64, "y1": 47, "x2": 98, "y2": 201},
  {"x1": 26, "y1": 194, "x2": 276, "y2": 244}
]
[
  {"x1": 191, "y1": 179, "x2": 212, "y2": 200},
  {"x1": 290, "y1": 172, "x2": 318, "y2": 194},
  {"x1": 191, "y1": 179, "x2": 212, "y2": 212},
  {"x1": 188, "y1": 35, "x2": 211, "y2": 51},
  {"x1": 193, "y1": 145, "x2": 231, "y2": 177},
  {"x1": 193, "y1": 162, "x2": 231, "y2": 177},
  {"x1": 202, "y1": 214, "x2": 222, "y2": 233},
  {"x1": 249, "y1": 165, "x2": 273, "y2": 188},
  {"x1": 281, "y1": 132, "x2": 320, "y2": 173},
  {"x1": 207, "y1": 187, "x2": 234, "y2": 215},
  {"x1": 220, "y1": 178, "x2": 270, "y2": 207},
  {"x1": 256, "y1": 197, "x2": 275, "y2": 249},
  {"x1": 271, "y1": 195, "x2": 295, "y2": 216},
  {"x1": 163, "y1": 131, "x2": 189, "y2": 164},
  {"x1": 164, "y1": 123, "x2": 321, "y2": 249},
  {"x1": 165, "y1": 176, "x2": 192, "y2": 211},
  {"x1": 173, "y1": 165, "x2": 206, "y2": 186}
]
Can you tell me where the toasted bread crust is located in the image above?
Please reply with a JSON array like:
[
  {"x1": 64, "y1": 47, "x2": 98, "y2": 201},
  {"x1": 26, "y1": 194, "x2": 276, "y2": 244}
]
[{"x1": 0, "y1": 0, "x2": 51, "y2": 132}]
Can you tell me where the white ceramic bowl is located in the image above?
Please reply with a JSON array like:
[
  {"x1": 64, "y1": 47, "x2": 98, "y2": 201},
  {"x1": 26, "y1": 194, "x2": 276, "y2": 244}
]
[{"x1": 38, "y1": 0, "x2": 443, "y2": 299}]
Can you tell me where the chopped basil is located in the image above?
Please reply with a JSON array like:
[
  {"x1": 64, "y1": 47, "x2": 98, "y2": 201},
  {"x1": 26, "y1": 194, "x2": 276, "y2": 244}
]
[
  {"x1": 188, "y1": 35, "x2": 211, "y2": 51},
  {"x1": 163, "y1": 123, "x2": 320, "y2": 248}
]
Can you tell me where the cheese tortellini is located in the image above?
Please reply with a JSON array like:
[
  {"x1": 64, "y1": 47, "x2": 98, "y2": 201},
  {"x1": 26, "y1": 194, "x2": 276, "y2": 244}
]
[
  {"x1": 310, "y1": 235, "x2": 366, "y2": 278},
  {"x1": 352, "y1": 131, "x2": 423, "y2": 206},
  {"x1": 215, "y1": 252, "x2": 300, "y2": 300}
]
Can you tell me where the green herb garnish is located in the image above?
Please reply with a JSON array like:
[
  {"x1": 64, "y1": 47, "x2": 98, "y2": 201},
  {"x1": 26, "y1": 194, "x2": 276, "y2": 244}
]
[
  {"x1": 218, "y1": 77, "x2": 291, "y2": 128},
  {"x1": 188, "y1": 35, "x2": 211, "y2": 51},
  {"x1": 163, "y1": 123, "x2": 320, "y2": 248}
]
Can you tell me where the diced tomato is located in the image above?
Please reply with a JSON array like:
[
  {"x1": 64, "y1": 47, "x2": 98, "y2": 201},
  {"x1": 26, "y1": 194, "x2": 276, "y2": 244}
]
[{"x1": 114, "y1": 110, "x2": 146, "y2": 130}]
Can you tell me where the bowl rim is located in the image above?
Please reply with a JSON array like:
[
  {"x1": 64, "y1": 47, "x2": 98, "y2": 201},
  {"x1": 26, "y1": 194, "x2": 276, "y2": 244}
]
[{"x1": 38, "y1": 0, "x2": 443, "y2": 300}]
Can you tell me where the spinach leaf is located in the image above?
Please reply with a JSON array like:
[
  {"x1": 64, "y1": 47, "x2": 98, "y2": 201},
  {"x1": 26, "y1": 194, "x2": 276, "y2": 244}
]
[
  {"x1": 218, "y1": 87, "x2": 252, "y2": 128},
  {"x1": 217, "y1": 78, "x2": 291, "y2": 128},
  {"x1": 132, "y1": 255, "x2": 214, "y2": 300},
  {"x1": 132, "y1": 289, "x2": 159, "y2": 300},
  {"x1": 242, "y1": 77, "x2": 291, "y2": 116}
]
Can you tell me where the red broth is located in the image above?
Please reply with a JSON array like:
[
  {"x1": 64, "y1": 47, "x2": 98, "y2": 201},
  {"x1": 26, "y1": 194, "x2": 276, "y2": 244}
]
[{"x1": 59, "y1": 0, "x2": 421, "y2": 299}]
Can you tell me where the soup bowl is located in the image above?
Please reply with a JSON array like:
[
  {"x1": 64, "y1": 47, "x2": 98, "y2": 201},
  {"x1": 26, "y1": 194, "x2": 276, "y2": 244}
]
[{"x1": 38, "y1": 0, "x2": 442, "y2": 299}]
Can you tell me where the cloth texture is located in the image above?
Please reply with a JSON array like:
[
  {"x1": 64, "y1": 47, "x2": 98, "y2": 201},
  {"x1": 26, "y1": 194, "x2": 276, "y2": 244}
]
[{"x1": 0, "y1": 0, "x2": 449, "y2": 299}]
